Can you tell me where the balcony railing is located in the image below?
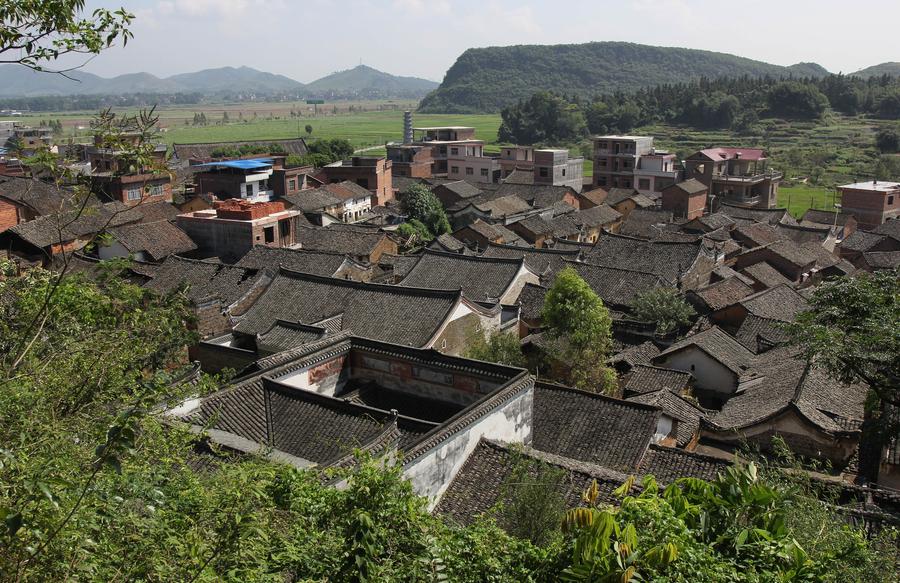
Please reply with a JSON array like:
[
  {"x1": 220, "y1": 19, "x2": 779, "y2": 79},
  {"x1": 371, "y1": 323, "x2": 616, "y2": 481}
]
[{"x1": 712, "y1": 170, "x2": 783, "y2": 184}]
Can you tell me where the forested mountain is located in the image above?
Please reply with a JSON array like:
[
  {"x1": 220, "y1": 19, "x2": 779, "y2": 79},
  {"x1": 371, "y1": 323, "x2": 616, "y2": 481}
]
[
  {"x1": 304, "y1": 65, "x2": 438, "y2": 99},
  {"x1": 418, "y1": 42, "x2": 840, "y2": 113},
  {"x1": 851, "y1": 62, "x2": 900, "y2": 78}
]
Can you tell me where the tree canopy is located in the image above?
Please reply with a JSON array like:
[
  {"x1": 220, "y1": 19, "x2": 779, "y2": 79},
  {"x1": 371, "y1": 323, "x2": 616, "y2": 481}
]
[
  {"x1": 630, "y1": 287, "x2": 696, "y2": 334},
  {"x1": 398, "y1": 184, "x2": 451, "y2": 238},
  {"x1": 498, "y1": 91, "x2": 588, "y2": 145}
]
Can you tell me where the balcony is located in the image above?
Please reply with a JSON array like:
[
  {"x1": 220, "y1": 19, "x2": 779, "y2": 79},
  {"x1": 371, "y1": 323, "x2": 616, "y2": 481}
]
[{"x1": 711, "y1": 170, "x2": 783, "y2": 184}]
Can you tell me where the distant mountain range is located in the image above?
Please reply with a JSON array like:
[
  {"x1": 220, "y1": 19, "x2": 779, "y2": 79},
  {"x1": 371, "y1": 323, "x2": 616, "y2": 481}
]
[
  {"x1": 849, "y1": 62, "x2": 900, "y2": 78},
  {"x1": 0, "y1": 64, "x2": 437, "y2": 99},
  {"x1": 418, "y1": 42, "x2": 894, "y2": 113}
]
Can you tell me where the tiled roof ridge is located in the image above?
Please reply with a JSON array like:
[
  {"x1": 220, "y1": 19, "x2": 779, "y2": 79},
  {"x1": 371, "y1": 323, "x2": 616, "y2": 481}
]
[
  {"x1": 479, "y1": 438, "x2": 635, "y2": 483},
  {"x1": 534, "y1": 380, "x2": 663, "y2": 414},
  {"x1": 173, "y1": 137, "x2": 307, "y2": 147},
  {"x1": 326, "y1": 422, "x2": 402, "y2": 470},
  {"x1": 602, "y1": 231, "x2": 703, "y2": 248},
  {"x1": 421, "y1": 247, "x2": 524, "y2": 266},
  {"x1": 738, "y1": 282, "x2": 804, "y2": 306},
  {"x1": 276, "y1": 266, "x2": 463, "y2": 299},
  {"x1": 249, "y1": 332, "x2": 356, "y2": 373},
  {"x1": 259, "y1": 319, "x2": 327, "y2": 337},
  {"x1": 629, "y1": 386, "x2": 706, "y2": 415},
  {"x1": 644, "y1": 442, "x2": 732, "y2": 466},
  {"x1": 564, "y1": 258, "x2": 667, "y2": 281},
  {"x1": 720, "y1": 201, "x2": 788, "y2": 213},
  {"x1": 262, "y1": 376, "x2": 399, "y2": 424},
  {"x1": 486, "y1": 242, "x2": 580, "y2": 256},
  {"x1": 403, "y1": 372, "x2": 534, "y2": 462}
]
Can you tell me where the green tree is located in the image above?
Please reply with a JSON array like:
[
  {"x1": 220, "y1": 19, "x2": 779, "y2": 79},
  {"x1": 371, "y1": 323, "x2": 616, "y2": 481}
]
[
  {"x1": 788, "y1": 270, "x2": 899, "y2": 406},
  {"x1": 464, "y1": 331, "x2": 526, "y2": 367},
  {"x1": 874, "y1": 154, "x2": 900, "y2": 181},
  {"x1": 0, "y1": 1, "x2": 133, "y2": 73},
  {"x1": 497, "y1": 451, "x2": 566, "y2": 547},
  {"x1": 221, "y1": 110, "x2": 229, "y2": 123},
  {"x1": 541, "y1": 267, "x2": 616, "y2": 393},
  {"x1": 399, "y1": 184, "x2": 451, "y2": 237},
  {"x1": 395, "y1": 218, "x2": 433, "y2": 247},
  {"x1": 875, "y1": 126, "x2": 899, "y2": 153},
  {"x1": 305, "y1": 124, "x2": 313, "y2": 136},
  {"x1": 498, "y1": 91, "x2": 587, "y2": 145},
  {"x1": 766, "y1": 82, "x2": 829, "y2": 119},
  {"x1": 630, "y1": 287, "x2": 696, "y2": 334}
]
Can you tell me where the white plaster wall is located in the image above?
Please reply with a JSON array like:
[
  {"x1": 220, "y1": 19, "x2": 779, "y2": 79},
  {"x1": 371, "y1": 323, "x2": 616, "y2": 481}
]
[
  {"x1": 658, "y1": 348, "x2": 737, "y2": 394},
  {"x1": 500, "y1": 265, "x2": 541, "y2": 305},
  {"x1": 403, "y1": 385, "x2": 534, "y2": 508},
  {"x1": 655, "y1": 415, "x2": 673, "y2": 442}
]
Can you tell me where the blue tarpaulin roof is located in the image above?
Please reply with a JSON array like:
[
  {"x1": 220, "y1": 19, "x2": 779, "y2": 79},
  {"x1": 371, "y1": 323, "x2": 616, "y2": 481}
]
[{"x1": 197, "y1": 158, "x2": 273, "y2": 170}]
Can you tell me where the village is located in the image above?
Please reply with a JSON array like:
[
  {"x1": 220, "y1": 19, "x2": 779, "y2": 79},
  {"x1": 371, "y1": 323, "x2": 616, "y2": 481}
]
[{"x1": 1, "y1": 109, "x2": 897, "y2": 534}]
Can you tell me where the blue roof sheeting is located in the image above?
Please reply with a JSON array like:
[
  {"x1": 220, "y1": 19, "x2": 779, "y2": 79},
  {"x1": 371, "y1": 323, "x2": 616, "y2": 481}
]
[{"x1": 197, "y1": 158, "x2": 274, "y2": 170}]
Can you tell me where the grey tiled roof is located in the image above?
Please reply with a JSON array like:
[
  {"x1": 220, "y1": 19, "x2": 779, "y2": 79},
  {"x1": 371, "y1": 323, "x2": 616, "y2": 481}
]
[
  {"x1": 605, "y1": 188, "x2": 639, "y2": 206},
  {"x1": 532, "y1": 382, "x2": 660, "y2": 472},
  {"x1": 694, "y1": 212, "x2": 735, "y2": 232},
  {"x1": 436, "y1": 439, "x2": 632, "y2": 525},
  {"x1": 839, "y1": 229, "x2": 884, "y2": 253},
  {"x1": 733, "y1": 222, "x2": 782, "y2": 247},
  {"x1": 637, "y1": 444, "x2": 729, "y2": 484},
  {"x1": 740, "y1": 261, "x2": 793, "y2": 289},
  {"x1": 295, "y1": 224, "x2": 389, "y2": 258},
  {"x1": 707, "y1": 347, "x2": 866, "y2": 434},
  {"x1": 801, "y1": 209, "x2": 855, "y2": 227},
  {"x1": 669, "y1": 178, "x2": 707, "y2": 195},
  {"x1": 623, "y1": 365, "x2": 692, "y2": 396},
  {"x1": 583, "y1": 234, "x2": 703, "y2": 284},
  {"x1": 495, "y1": 183, "x2": 576, "y2": 209},
  {"x1": 734, "y1": 314, "x2": 791, "y2": 353},
  {"x1": 429, "y1": 233, "x2": 467, "y2": 253},
  {"x1": 106, "y1": 220, "x2": 196, "y2": 261},
  {"x1": 235, "y1": 246, "x2": 349, "y2": 277},
  {"x1": 765, "y1": 239, "x2": 819, "y2": 267},
  {"x1": 6, "y1": 201, "x2": 138, "y2": 248},
  {"x1": 142, "y1": 255, "x2": 264, "y2": 305},
  {"x1": 873, "y1": 219, "x2": 900, "y2": 239},
  {"x1": 567, "y1": 260, "x2": 666, "y2": 309},
  {"x1": 482, "y1": 242, "x2": 580, "y2": 278},
  {"x1": 863, "y1": 251, "x2": 900, "y2": 270},
  {"x1": 690, "y1": 277, "x2": 755, "y2": 311},
  {"x1": 172, "y1": 138, "x2": 308, "y2": 161},
  {"x1": 719, "y1": 202, "x2": 790, "y2": 225},
  {"x1": 440, "y1": 180, "x2": 483, "y2": 199},
  {"x1": 462, "y1": 219, "x2": 522, "y2": 245},
  {"x1": 571, "y1": 204, "x2": 621, "y2": 228},
  {"x1": 610, "y1": 341, "x2": 661, "y2": 369},
  {"x1": 656, "y1": 326, "x2": 754, "y2": 376},
  {"x1": 0, "y1": 176, "x2": 67, "y2": 216},
  {"x1": 182, "y1": 377, "x2": 396, "y2": 465},
  {"x1": 739, "y1": 284, "x2": 808, "y2": 322},
  {"x1": 283, "y1": 188, "x2": 341, "y2": 212},
  {"x1": 517, "y1": 283, "x2": 546, "y2": 321},
  {"x1": 398, "y1": 249, "x2": 526, "y2": 302},
  {"x1": 627, "y1": 389, "x2": 704, "y2": 447},
  {"x1": 256, "y1": 320, "x2": 327, "y2": 353},
  {"x1": 619, "y1": 208, "x2": 675, "y2": 239},
  {"x1": 233, "y1": 269, "x2": 461, "y2": 347}
]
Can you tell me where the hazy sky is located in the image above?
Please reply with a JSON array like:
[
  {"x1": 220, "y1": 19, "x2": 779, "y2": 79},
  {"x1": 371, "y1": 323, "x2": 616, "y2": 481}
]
[{"x1": 76, "y1": 0, "x2": 898, "y2": 82}]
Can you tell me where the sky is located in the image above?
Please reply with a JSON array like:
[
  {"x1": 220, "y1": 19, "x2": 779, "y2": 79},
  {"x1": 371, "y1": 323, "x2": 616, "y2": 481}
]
[{"x1": 76, "y1": 0, "x2": 899, "y2": 82}]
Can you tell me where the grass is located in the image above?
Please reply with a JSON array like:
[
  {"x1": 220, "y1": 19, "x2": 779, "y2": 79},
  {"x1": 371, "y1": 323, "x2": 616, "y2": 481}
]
[{"x1": 777, "y1": 185, "x2": 841, "y2": 218}]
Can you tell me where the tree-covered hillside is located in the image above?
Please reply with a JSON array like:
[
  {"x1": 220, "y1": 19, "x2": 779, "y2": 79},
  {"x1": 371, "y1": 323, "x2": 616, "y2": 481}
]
[
  {"x1": 852, "y1": 62, "x2": 900, "y2": 78},
  {"x1": 418, "y1": 41, "x2": 835, "y2": 113}
]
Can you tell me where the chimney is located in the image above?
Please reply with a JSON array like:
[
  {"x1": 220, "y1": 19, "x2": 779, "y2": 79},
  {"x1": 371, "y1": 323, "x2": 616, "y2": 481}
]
[
  {"x1": 735, "y1": 152, "x2": 742, "y2": 159},
  {"x1": 403, "y1": 111, "x2": 413, "y2": 145}
]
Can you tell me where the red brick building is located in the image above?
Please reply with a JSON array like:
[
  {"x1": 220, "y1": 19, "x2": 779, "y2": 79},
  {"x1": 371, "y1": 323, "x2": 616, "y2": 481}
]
[
  {"x1": 837, "y1": 180, "x2": 900, "y2": 229},
  {"x1": 87, "y1": 133, "x2": 173, "y2": 207},
  {"x1": 319, "y1": 156, "x2": 393, "y2": 206},
  {"x1": 662, "y1": 178, "x2": 708, "y2": 220},
  {"x1": 386, "y1": 144, "x2": 433, "y2": 178}
]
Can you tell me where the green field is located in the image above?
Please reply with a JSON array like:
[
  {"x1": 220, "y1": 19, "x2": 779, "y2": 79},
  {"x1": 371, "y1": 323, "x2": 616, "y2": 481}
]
[{"x1": 777, "y1": 185, "x2": 841, "y2": 218}]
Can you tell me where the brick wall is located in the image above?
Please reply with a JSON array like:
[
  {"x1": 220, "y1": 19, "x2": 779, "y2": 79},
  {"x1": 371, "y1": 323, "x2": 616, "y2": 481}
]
[{"x1": 0, "y1": 198, "x2": 19, "y2": 232}]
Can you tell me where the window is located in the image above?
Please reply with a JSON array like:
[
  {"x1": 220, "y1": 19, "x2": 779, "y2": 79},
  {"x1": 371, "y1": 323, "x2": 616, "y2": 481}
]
[
  {"x1": 288, "y1": 179, "x2": 296, "y2": 192},
  {"x1": 598, "y1": 159, "x2": 607, "y2": 168},
  {"x1": 562, "y1": 168, "x2": 566, "y2": 177},
  {"x1": 263, "y1": 226, "x2": 275, "y2": 243},
  {"x1": 889, "y1": 195, "x2": 895, "y2": 205},
  {"x1": 279, "y1": 219, "x2": 290, "y2": 238},
  {"x1": 638, "y1": 178, "x2": 650, "y2": 190},
  {"x1": 465, "y1": 167, "x2": 473, "y2": 176},
  {"x1": 451, "y1": 166, "x2": 459, "y2": 174},
  {"x1": 597, "y1": 176, "x2": 607, "y2": 186},
  {"x1": 539, "y1": 167, "x2": 548, "y2": 178},
  {"x1": 624, "y1": 180, "x2": 631, "y2": 188},
  {"x1": 356, "y1": 178, "x2": 369, "y2": 189},
  {"x1": 126, "y1": 187, "x2": 142, "y2": 201},
  {"x1": 245, "y1": 183, "x2": 253, "y2": 198},
  {"x1": 450, "y1": 147, "x2": 458, "y2": 155},
  {"x1": 480, "y1": 168, "x2": 488, "y2": 177}
]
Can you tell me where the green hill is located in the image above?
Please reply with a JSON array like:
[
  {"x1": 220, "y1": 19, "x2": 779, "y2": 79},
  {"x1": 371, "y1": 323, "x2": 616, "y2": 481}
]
[
  {"x1": 418, "y1": 42, "x2": 831, "y2": 113},
  {"x1": 304, "y1": 65, "x2": 438, "y2": 99},
  {"x1": 850, "y1": 62, "x2": 900, "y2": 78}
]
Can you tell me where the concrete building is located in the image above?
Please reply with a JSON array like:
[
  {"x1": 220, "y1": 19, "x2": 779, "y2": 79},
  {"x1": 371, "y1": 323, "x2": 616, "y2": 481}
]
[
  {"x1": 87, "y1": 134, "x2": 172, "y2": 207},
  {"x1": 837, "y1": 180, "x2": 900, "y2": 229},
  {"x1": 533, "y1": 149, "x2": 584, "y2": 192},
  {"x1": 194, "y1": 158, "x2": 278, "y2": 203},
  {"x1": 386, "y1": 144, "x2": 433, "y2": 178},
  {"x1": 633, "y1": 150, "x2": 679, "y2": 197},
  {"x1": 176, "y1": 199, "x2": 305, "y2": 262},
  {"x1": 591, "y1": 135, "x2": 654, "y2": 190},
  {"x1": 408, "y1": 126, "x2": 483, "y2": 175},
  {"x1": 684, "y1": 148, "x2": 782, "y2": 209},
  {"x1": 319, "y1": 156, "x2": 393, "y2": 206}
]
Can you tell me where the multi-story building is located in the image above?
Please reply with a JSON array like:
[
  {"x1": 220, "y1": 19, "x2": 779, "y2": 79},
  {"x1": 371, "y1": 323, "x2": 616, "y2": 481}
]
[
  {"x1": 176, "y1": 199, "x2": 305, "y2": 262},
  {"x1": 837, "y1": 180, "x2": 900, "y2": 229},
  {"x1": 684, "y1": 148, "x2": 782, "y2": 209},
  {"x1": 87, "y1": 133, "x2": 172, "y2": 207},
  {"x1": 498, "y1": 146, "x2": 534, "y2": 178},
  {"x1": 533, "y1": 149, "x2": 584, "y2": 192},
  {"x1": 386, "y1": 144, "x2": 433, "y2": 178},
  {"x1": 9, "y1": 126, "x2": 53, "y2": 155},
  {"x1": 194, "y1": 158, "x2": 277, "y2": 203},
  {"x1": 661, "y1": 178, "x2": 709, "y2": 220},
  {"x1": 591, "y1": 135, "x2": 653, "y2": 190},
  {"x1": 404, "y1": 126, "x2": 484, "y2": 175},
  {"x1": 632, "y1": 150, "x2": 678, "y2": 198},
  {"x1": 319, "y1": 156, "x2": 393, "y2": 206}
]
